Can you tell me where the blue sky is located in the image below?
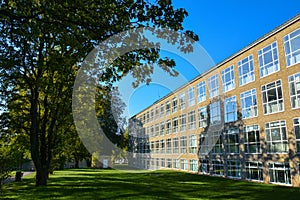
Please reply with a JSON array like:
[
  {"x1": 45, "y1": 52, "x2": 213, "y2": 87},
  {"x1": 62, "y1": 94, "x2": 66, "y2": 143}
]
[{"x1": 120, "y1": 0, "x2": 300, "y2": 118}]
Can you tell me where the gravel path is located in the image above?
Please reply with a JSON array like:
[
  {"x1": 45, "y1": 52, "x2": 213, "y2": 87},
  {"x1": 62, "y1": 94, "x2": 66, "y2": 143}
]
[{"x1": 1, "y1": 171, "x2": 34, "y2": 185}]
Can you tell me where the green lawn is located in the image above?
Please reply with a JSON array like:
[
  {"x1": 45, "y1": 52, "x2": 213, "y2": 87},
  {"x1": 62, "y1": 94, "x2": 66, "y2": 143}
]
[{"x1": 1, "y1": 167, "x2": 300, "y2": 200}]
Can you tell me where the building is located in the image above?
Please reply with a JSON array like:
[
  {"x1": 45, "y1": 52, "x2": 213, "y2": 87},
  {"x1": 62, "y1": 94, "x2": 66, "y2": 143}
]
[{"x1": 129, "y1": 14, "x2": 300, "y2": 187}]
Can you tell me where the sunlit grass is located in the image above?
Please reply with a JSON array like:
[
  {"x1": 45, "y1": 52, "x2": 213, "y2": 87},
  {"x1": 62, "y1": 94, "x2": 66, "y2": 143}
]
[{"x1": 1, "y1": 167, "x2": 300, "y2": 199}]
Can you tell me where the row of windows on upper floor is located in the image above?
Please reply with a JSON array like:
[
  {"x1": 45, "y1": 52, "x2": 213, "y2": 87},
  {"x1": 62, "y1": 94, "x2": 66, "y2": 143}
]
[
  {"x1": 137, "y1": 71, "x2": 300, "y2": 127},
  {"x1": 137, "y1": 28, "x2": 300, "y2": 124}
]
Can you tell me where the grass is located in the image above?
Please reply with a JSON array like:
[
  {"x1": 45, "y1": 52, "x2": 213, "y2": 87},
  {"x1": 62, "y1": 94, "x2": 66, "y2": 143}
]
[{"x1": 1, "y1": 167, "x2": 300, "y2": 200}]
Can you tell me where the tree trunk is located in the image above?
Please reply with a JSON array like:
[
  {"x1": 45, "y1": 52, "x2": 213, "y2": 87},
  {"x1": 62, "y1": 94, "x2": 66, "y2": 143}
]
[
  {"x1": 75, "y1": 159, "x2": 79, "y2": 169},
  {"x1": 35, "y1": 166, "x2": 48, "y2": 186}
]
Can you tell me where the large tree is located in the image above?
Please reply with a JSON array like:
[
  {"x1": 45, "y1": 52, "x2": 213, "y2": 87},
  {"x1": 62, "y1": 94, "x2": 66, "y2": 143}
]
[{"x1": 0, "y1": 0, "x2": 198, "y2": 186}]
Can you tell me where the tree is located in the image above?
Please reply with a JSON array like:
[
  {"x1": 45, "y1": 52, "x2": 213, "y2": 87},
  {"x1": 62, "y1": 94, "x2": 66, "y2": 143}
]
[{"x1": 0, "y1": 0, "x2": 197, "y2": 186}]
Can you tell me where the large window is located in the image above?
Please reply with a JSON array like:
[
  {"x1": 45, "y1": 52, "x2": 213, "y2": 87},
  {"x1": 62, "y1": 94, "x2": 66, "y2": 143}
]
[
  {"x1": 210, "y1": 101, "x2": 221, "y2": 125},
  {"x1": 166, "y1": 120, "x2": 171, "y2": 134},
  {"x1": 173, "y1": 138, "x2": 179, "y2": 153},
  {"x1": 172, "y1": 117, "x2": 178, "y2": 133},
  {"x1": 166, "y1": 139, "x2": 172, "y2": 154},
  {"x1": 244, "y1": 125, "x2": 260, "y2": 154},
  {"x1": 222, "y1": 65, "x2": 235, "y2": 92},
  {"x1": 172, "y1": 97, "x2": 178, "y2": 113},
  {"x1": 166, "y1": 101, "x2": 170, "y2": 115},
  {"x1": 190, "y1": 160, "x2": 198, "y2": 172},
  {"x1": 160, "y1": 122, "x2": 164, "y2": 135},
  {"x1": 180, "y1": 136, "x2": 187, "y2": 153},
  {"x1": 265, "y1": 120, "x2": 288, "y2": 153},
  {"x1": 240, "y1": 89, "x2": 258, "y2": 119},
  {"x1": 288, "y1": 72, "x2": 300, "y2": 109},
  {"x1": 155, "y1": 140, "x2": 159, "y2": 153},
  {"x1": 212, "y1": 160, "x2": 224, "y2": 176},
  {"x1": 188, "y1": 87, "x2": 195, "y2": 106},
  {"x1": 200, "y1": 159, "x2": 210, "y2": 174},
  {"x1": 181, "y1": 159, "x2": 188, "y2": 170},
  {"x1": 246, "y1": 162, "x2": 263, "y2": 181},
  {"x1": 155, "y1": 124, "x2": 159, "y2": 136},
  {"x1": 197, "y1": 81, "x2": 206, "y2": 103},
  {"x1": 180, "y1": 114, "x2": 186, "y2": 131},
  {"x1": 160, "y1": 140, "x2": 165, "y2": 154},
  {"x1": 258, "y1": 42, "x2": 280, "y2": 78},
  {"x1": 269, "y1": 162, "x2": 291, "y2": 185},
  {"x1": 160, "y1": 104, "x2": 164, "y2": 117},
  {"x1": 189, "y1": 135, "x2": 197, "y2": 154},
  {"x1": 167, "y1": 159, "x2": 172, "y2": 168},
  {"x1": 212, "y1": 131, "x2": 223, "y2": 154},
  {"x1": 173, "y1": 159, "x2": 179, "y2": 169},
  {"x1": 179, "y1": 92, "x2": 186, "y2": 110},
  {"x1": 208, "y1": 74, "x2": 219, "y2": 98},
  {"x1": 188, "y1": 110, "x2": 196, "y2": 130},
  {"x1": 198, "y1": 106, "x2": 207, "y2": 128},
  {"x1": 224, "y1": 128, "x2": 239, "y2": 154},
  {"x1": 294, "y1": 118, "x2": 300, "y2": 153},
  {"x1": 224, "y1": 96, "x2": 237, "y2": 123},
  {"x1": 238, "y1": 55, "x2": 255, "y2": 86},
  {"x1": 284, "y1": 28, "x2": 300, "y2": 67},
  {"x1": 199, "y1": 132, "x2": 209, "y2": 155},
  {"x1": 227, "y1": 160, "x2": 241, "y2": 178},
  {"x1": 262, "y1": 80, "x2": 284, "y2": 114}
]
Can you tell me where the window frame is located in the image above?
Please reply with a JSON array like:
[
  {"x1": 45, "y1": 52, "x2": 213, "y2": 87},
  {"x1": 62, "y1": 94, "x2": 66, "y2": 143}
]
[
  {"x1": 197, "y1": 80, "x2": 206, "y2": 103},
  {"x1": 261, "y1": 80, "x2": 284, "y2": 115},
  {"x1": 265, "y1": 120, "x2": 288, "y2": 153},
  {"x1": 258, "y1": 41, "x2": 280, "y2": 78},
  {"x1": 238, "y1": 55, "x2": 255, "y2": 86},
  {"x1": 240, "y1": 89, "x2": 258, "y2": 119},
  {"x1": 222, "y1": 65, "x2": 235, "y2": 92},
  {"x1": 284, "y1": 28, "x2": 300, "y2": 67},
  {"x1": 288, "y1": 72, "x2": 300, "y2": 109},
  {"x1": 208, "y1": 74, "x2": 219, "y2": 98}
]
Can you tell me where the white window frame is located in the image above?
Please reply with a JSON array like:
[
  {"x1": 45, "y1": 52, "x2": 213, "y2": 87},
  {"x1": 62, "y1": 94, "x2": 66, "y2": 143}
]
[
  {"x1": 222, "y1": 65, "x2": 235, "y2": 92},
  {"x1": 240, "y1": 89, "x2": 258, "y2": 119},
  {"x1": 180, "y1": 114, "x2": 186, "y2": 132},
  {"x1": 227, "y1": 160, "x2": 241, "y2": 179},
  {"x1": 188, "y1": 110, "x2": 196, "y2": 130},
  {"x1": 160, "y1": 104, "x2": 164, "y2": 117},
  {"x1": 265, "y1": 120, "x2": 288, "y2": 153},
  {"x1": 198, "y1": 106, "x2": 207, "y2": 128},
  {"x1": 269, "y1": 162, "x2": 291, "y2": 185},
  {"x1": 246, "y1": 161, "x2": 263, "y2": 181},
  {"x1": 172, "y1": 97, "x2": 178, "y2": 113},
  {"x1": 181, "y1": 159, "x2": 188, "y2": 171},
  {"x1": 288, "y1": 72, "x2": 300, "y2": 109},
  {"x1": 244, "y1": 125, "x2": 261, "y2": 154},
  {"x1": 197, "y1": 81, "x2": 206, "y2": 103},
  {"x1": 284, "y1": 28, "x2": 300, "y2": 67},
  {"x1": 258, "y1": 41, "x2": 280, "y2": 78},
  {"x1": 180, "y1": 136, "x2": 187, "y2": 153},
  {"x1": 293, "y1": 118, "x2": 300, "y2": 153},
  {"x1": 173, "y1": 138, "x2": 179, "y2": 154},
  {"x1": 166, "y1": 101, "x2": 171, "y2": 115},
  {"x1": 212, "y1": 160, "x2": 224, "y2": 176},
  {"x1": 224, "y1": 96, "x2": 237, "y2": 123},
  {"x1": 210, "y1": 101, "x2": 221, "y2": 125},
  {"x1": 166, "y1": 120, "x2": 171, "y2": 134},
  {"x1": 262, "y1": 80, "x2": 284, "y2": 115},
  {"x1": 188, "y1": 87, "x2": 195, "y2": 106},
  {"x1": 189, "y1": 135, "x2": 197, "y2": 154},
  {"x1": 190, "y1": 159, "x2": 198, "y2": 172},
  {"x1": 160, "y1": 121, "x2": 164, "y2": 135},
  {"x1": 179, "y1": 92, "x2": 186, "y2": 110},
  {"x1": 208, "y1": 74, "x2": 219, "y2": 98},
  {"x1": 224, "y1": 128, "x2": 239, "y2": 154},
  {"x1": 172, "y1": 117, "x2": 178, "y2": 133},
  {"x1": 238, "y1": 55, "x2": 255, "y2": 86}
]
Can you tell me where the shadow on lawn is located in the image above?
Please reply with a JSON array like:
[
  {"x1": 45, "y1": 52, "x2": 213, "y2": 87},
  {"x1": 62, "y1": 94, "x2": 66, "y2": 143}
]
[{"x1": 1, "y1": 169, "x2": 300, "y2": 200}]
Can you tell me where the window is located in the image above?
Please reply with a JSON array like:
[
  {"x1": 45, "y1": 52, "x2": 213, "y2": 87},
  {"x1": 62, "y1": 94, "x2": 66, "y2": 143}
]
[
  {"x1": 210, "y1": 101, "x2": 221, "y2": 125},
  {"x1": 224, "y1": 128, "x2": 239, "y2": 154},
  {"x1": 212, "y1": 160, "x2": 224, "y2": 176},
  {"x1": 212, "y1": 131, "x2": 222, "y2": 154},
  {"x1": 262, "y1": 80, "x2": 284, "y2": 114},
  {"x1": 293, "y1": 118, "x2": 300, "y2": 153},
  {"x1": 224, "y1": 96, "x2": 237, "y2": 123},
  {"x1": 180, "y1": 114, "x2": 186, "y2": 131},
  {"x1": 150, "y1": 109, "x2": 154, "y2": 122},
  {"x1": 179, "y1": 92, "x2": 186, "y2": 110},
  {"x1": 146, "y1": 112, "x2": 150, "y2": 123},
  {"x1": 160, "y1": 122, "x2": 164, "y2": 135},
  {"x1": 265, "y1": 120, "x2": 288, "y2": 153},
  {"x1": 166, "y1": 139, "x2": 172, "y2": 154},
  {"x1": 161, "y1": 158, "x2": 165, "y2": 167},
  {"x1": 155, "y1": 124, "x2": 159, "y2": 136},
  {"x1": 198, "y1": 106, "x2": 207, "y2": 128},
  {"x1": 289, "y1": 72, "x2": 300, "y2": 109},
  {"x1": 166, "y1": 120, "x2": 171, "y2": 134},
  {"x1": 173, "y1": 159, "x2": 179, "y2": 169},
  {"x1": 180, "y1": 136, "x2": 187, "y2": 153},
  {"x1": 197, "y1": 81, "x2": 206, "y2": 102},
  {"x1": 188, "y1": 110, "x2": 196, "y2": 130},
  {"x1": 244, "y1": 125, "x2": 260, "y2": 154},
  {"x1": 150, "y1": 125, "x2": 154, "y2": 137},
  {"x1": 227, "y1": 160, "x2": 241, "y2": 178},
  {"x1": 188, "y1": 87, "x2": 195, "y2": 106},
  {"x1": 160, "y1": 104, "x2": 164, "y2": 117},
  {"x1": 284, "y1": 28, "x2": 300, "y2": 67},
  {"x1": 155, "y1": 106, "x2": 159, "y2": 119},
  {"x1": 208, "y1": 74, "x2": 219, "y2": 98},
  {"x1": 166, "y1": 101, "x2": 170, "y2": 115},
  {"x1": 190, "y1": 160, "x2": 198, "y2": 172},
  {"x1": 269, "y1": 162, "x2": 291, "y2": 185},
  {"x1": 155, "y1": 140, "x2": 159, "y2": 153},
  {"x1": 167, "y1": 159, "x2": 172, "y2": 168},
  {"x1": 189, "y1": 135, "x2": 197, "y2": 154},
  {"x1": 199, "y1": 132, "x2": 209, "y2": 155},
  {"x1": 156, "y1": 158, "x2": 160, "y2": 169},
  {"x1": 150, "y1": 141, "x2": 154, "y2": 153},
  {"x1": 160, "y1": 140, "x2": 165, "y2": 154},
  {"x1": 173, "y1": 138, "x2": 179, "y2": 153},
  {"x1": 172, "y1": 97, "x2": 178, "y2": 113},
  {"x1": 258, "y1": 42, "x2": 280, "y2": 78},
  {"x1": 172, "y1": 117, "x2": 178, "y2": 133},
  {"x1": 240, "y1": 89, "x2": 258, "y2": 119},
  {"x1": 222, "y1": 65, "x2": 235, "y2": 92},
  {"x1": 181, "y1": 159, "x2": 188, "y2": 170},
  {"x1": 238, "y1": 55, "x2": 255, "y2": 86},
  {"x1": 246, "y1": 162, "x2": 263, "y2": 181},
  {"x1": 200, "y1": 159, "x2": 210, "y2": 174}
]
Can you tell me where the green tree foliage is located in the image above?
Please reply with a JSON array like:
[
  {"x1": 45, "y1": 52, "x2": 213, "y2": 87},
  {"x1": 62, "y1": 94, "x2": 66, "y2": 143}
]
[{"x1": 0, "y1": 0, "x2": 197, "y2": 186}]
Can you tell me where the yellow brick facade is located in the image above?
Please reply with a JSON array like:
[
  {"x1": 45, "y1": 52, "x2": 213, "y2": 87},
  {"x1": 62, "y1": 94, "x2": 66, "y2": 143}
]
[{"x1": 129, "y1": 14, "x2": 300, "y2": 187}]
